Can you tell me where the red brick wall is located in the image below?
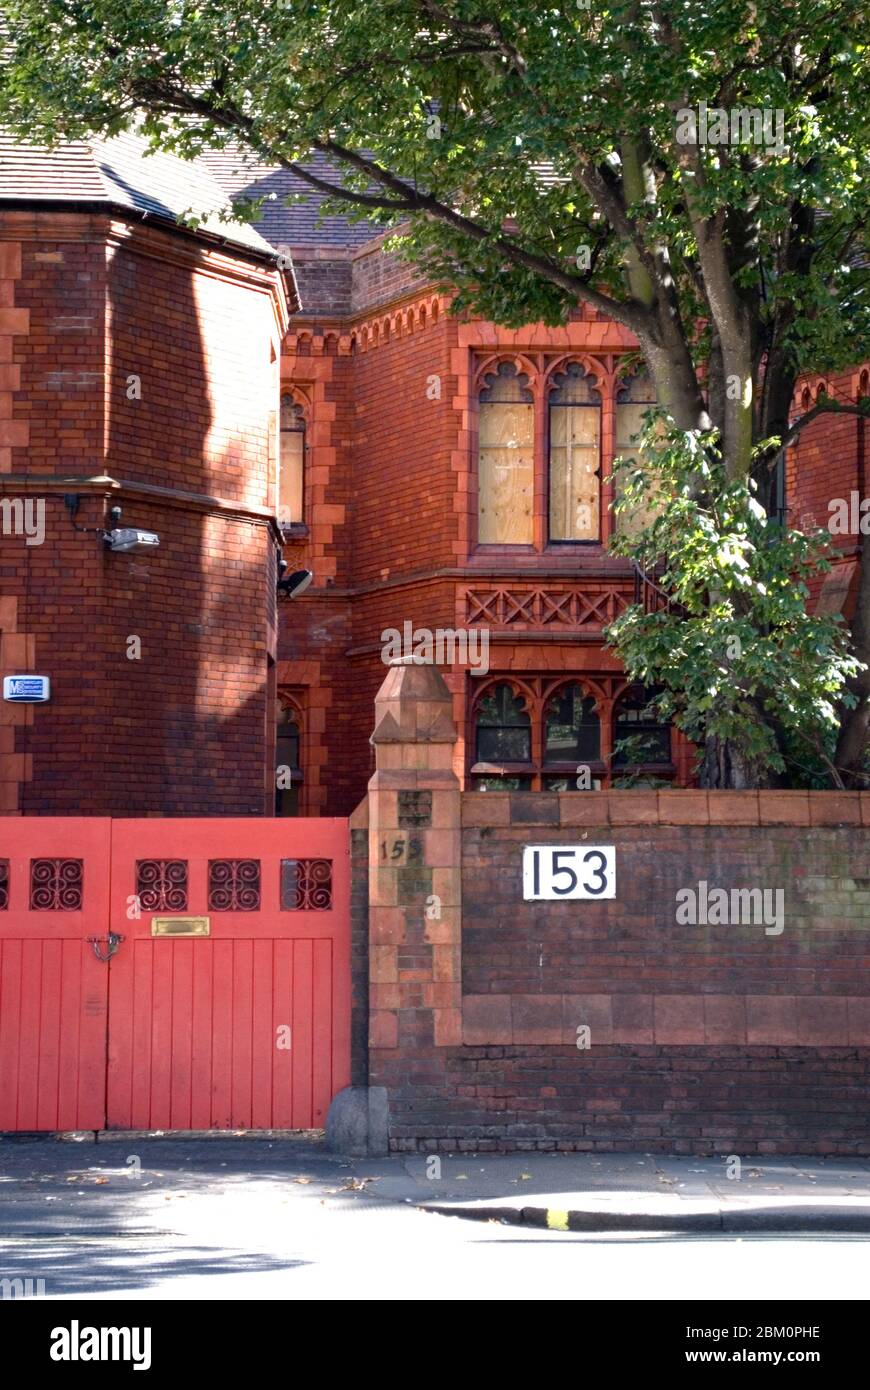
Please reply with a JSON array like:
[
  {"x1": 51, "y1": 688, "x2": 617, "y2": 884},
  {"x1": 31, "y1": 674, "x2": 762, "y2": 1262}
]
[
  {"x1": 372, "y1": 790, "x2": 870, "y2": 1155},
  {"x1": 461, "y1": 799, "x2": 865, "y2": 999},
  {"x1": 350, "y1": 236, "x2": 430, "y2": 314},
  {"x1": 0, "y1": 214, "x2": 285, "y2": 814},
  {"x1": 789, "y1": 363, "x2": 867, "y2": 618}
]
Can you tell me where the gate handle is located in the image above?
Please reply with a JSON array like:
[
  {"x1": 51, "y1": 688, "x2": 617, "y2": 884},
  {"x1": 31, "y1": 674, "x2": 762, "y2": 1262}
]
[{"x1": 87, "y1": 932, "x2": 124, "y2": 962}]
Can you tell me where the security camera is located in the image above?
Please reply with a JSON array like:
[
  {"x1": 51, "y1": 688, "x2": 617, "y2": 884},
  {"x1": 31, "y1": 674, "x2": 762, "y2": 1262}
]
[{"x1": 106, "y1": 527, "x2": 160, "y2": 553}]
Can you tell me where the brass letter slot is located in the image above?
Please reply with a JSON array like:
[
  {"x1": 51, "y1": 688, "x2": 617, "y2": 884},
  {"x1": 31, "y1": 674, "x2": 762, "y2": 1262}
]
[{"x1": 151, "y1": 916, "x2": 210, "y2": 937}]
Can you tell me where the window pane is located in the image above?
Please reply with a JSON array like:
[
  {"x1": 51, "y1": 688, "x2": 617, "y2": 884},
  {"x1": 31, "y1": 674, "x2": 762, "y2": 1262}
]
[
  {"x1": 613, "y1": 687, "x2": 671, "y2": 765},
  {"x1": 543, "y1": 774, "x2": 602, "y2": 791},
  {"x1": 279, "y1": 426, "x2": 304, "y2": 525},
  {"x1": 476, "y1": 726, "x2": 532, "y2": 762},
  {"x1": 479, "y1": 400, "x2": 534, "y2": 544},
  {"x1": 276, "y1": 708, "x2": 301, "y2": 816},
  {"x1": 549, "y1": 362, "x2": 600, "y2": 541},
  {"x1": 614, "y1": 376, "x2": 664, "y2": 538},
  {"x1": 544, "y1": 684, "x2": 600, "y2": 762},
  {"x1": 549, "y1": 403, "x2": 601, "y2": 540},
  {"x1": 477, "y1": 684, "x2": 528, "y2": 726},
  {"x1": 472, "y1": 775, "x2": 532, "y2": 791},
  {"x1": 475, "y1": 683, "x2": 532, "y2": 762},
  {"x1": 276, "y1": 730, "x2": 299, "y2": 770}
]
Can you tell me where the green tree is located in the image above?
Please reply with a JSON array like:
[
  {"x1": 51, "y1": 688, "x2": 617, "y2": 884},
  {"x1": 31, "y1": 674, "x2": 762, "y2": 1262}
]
[
  {"x1": 2, "y1": 0, "x2": 869, "y2": 784},
  {"x1": 607, "y1": 418, "x2": 861, "y2": 786}
]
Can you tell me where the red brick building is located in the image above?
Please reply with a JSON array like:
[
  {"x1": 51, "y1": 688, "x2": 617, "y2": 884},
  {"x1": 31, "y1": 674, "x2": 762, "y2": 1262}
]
[
  {"x1": 0, "y1": 135, "x2": 290, "y2": 814},
  {"x1": 0, "y1": 140, "x2": 865, "y2": 816},
  {"x1": 202, "y1": 151, "x2": 867, "y2": 817}
]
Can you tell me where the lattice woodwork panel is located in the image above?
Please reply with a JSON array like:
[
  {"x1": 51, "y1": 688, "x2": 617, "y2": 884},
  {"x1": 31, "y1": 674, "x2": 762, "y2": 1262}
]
[{"x1": 463, "y1": 587, "x2": 629, "y2": 629}]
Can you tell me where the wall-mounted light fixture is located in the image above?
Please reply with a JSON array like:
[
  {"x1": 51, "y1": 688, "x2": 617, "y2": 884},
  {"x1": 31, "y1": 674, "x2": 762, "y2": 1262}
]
[
  {"x1": 277, "y1": 560, "x2": 314, "y2": 598},
  {"x1": 101, "y1": 504, "x2": 160, "y2": 554}
]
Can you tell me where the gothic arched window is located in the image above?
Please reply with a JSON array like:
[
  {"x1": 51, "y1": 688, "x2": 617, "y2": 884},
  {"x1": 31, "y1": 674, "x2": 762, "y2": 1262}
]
[
  {"x1": 612, "y1": 685, "x2": 672, "y2": 768},
  {"x1": 472, "y1": 683, "x2": 532, "y2": 789}
]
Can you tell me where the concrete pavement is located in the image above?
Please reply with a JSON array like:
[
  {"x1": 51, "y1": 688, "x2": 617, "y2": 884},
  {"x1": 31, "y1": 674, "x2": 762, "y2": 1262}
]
[{"x1": 3, "y1": 1135, "x2": 870, "y2": 1234}]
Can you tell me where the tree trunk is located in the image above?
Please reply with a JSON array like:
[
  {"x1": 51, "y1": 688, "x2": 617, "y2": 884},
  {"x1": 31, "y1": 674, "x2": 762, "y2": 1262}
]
[{"x1": 699, "y1": 735, "x2": 782, "y2": 790}]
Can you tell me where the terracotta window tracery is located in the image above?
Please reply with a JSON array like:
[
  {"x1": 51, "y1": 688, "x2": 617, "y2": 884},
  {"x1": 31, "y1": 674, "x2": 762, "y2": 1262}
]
[
  {"x1": 473, "y1": 354, "x2": 662, "y2": 552},
  {"x1": 469, "y1": 676, "x2": 674, "y2": 790}
]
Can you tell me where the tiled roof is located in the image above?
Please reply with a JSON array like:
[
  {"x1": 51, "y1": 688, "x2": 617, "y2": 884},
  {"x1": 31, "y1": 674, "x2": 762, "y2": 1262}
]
[
  {"x1": 0, "y1": 131, "x2": 278, "y2": 258},
  {"x1": 197, "y1": 148, "x2": 385, "y2": 251},
  {"x1": 199, "y1": 148, "x2": 569, "y2": 253}
]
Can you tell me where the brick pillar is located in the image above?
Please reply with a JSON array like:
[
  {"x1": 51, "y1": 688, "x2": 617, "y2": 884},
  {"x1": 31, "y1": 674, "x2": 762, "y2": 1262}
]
[{"x1": 368, "y1": 659, "x2": 462, "y2": 1064}]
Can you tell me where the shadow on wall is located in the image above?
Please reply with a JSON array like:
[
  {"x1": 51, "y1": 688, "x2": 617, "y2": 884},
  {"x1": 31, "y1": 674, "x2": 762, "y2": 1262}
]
[{"x1": 21, "y1": 233, "x2": 274, "y2": 815}]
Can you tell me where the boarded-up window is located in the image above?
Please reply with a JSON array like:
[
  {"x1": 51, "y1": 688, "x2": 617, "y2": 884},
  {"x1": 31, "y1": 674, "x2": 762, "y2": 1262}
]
[
  {"x1": 478, "y1": 362, "x2": 534, "y2": 544},
  {"x1": 548, "y1": 362, "x2": 601, "y2": 541},
  {"x1": 615, "y1": 373, "x2": 662, "y2": 538},
  {"x1": 279, "y1": 397, "x2": 305, "y2": 526}
]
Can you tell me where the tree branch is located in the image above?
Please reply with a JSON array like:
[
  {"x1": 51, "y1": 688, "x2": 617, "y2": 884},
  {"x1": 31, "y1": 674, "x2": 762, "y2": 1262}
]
[{"x1": 781, "y1": 397, "x2": 870, "y2": 451}]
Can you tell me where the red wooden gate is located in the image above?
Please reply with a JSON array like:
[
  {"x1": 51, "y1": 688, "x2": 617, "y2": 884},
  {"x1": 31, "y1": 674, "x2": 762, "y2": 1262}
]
[
  {"x1": 0, "y1": 819, "x2": 111, "y2": 1131},
  {"x1": 0, "y1": 818, "x2": 350, "y2": 1132}
]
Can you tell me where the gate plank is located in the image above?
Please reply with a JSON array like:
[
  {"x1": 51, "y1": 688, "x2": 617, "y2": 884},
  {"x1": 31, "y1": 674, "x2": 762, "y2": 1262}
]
[
  {"x1": 211, "y1": 939, "x2": 234, "y2": 1128},
  {"x1": 311, "y1": 939, "x2": 333, "y2": 1127},
  {"x1": 36, "y1": 939, "x2": 62, "y2": 1130},
  {"x1": 231, "y1": 939, "x2": 254, "y2": 1128},
  {"x1": 0, "y1": 939, "x2": 23, "y2": 1129},
  {"x1": 170, "y1": 941, "x2": 194, "y2": 1130},
  {"x1": 272, "y1": 939, "x2": 294, "y2": 1128},
  {"x1": 291, "y1": 939, "x2": 314, "y2": 1130},
  {"x1": 57, "y1": 940, "x2": 83, "y2": 1132},
  {"x1": 190, "y1": 944, "x2": 213, "y2": 1130},
  {"x1": 251, "y1": 939, "x2": 274, "y2": 1131}
]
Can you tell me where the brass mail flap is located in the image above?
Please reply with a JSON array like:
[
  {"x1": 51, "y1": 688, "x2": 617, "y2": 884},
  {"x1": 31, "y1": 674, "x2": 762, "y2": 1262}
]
[{"x1": 151, "y1": 916, "x2": 210, "y2": 937}]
